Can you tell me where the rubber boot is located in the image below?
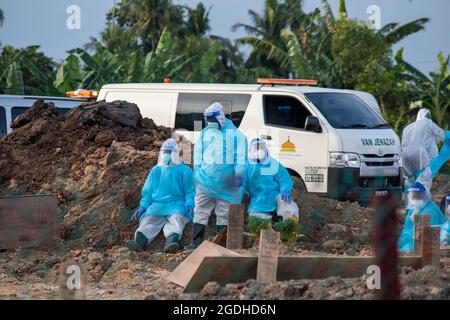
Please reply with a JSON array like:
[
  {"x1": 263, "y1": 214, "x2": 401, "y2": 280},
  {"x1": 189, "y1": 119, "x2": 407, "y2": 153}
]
[
  {"x1": 213, "y1": 225, "x2": 227, "y2": 247},
  {"x1": 163, "y1": 233, "x2": 180, "y2": 253},
  {"x1": 125, "y1": 231, "x2": 148, "y2": 252},
  {"x1": 184, "y1": 223, "x2": 206, "y2": 252}
]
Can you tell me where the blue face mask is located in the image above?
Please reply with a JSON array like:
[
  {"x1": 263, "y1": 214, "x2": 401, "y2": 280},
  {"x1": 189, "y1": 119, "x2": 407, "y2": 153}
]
[
  {"x1": 207, "y1": 122, "x2": 220, "y2": 130},
  {"x1": 162, "y1": 154, "x2": 172, "y2": 165}
]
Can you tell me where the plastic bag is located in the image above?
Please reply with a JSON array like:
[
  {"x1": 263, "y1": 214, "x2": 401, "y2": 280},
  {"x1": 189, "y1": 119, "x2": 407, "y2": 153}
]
[{"x1": 276, "y1": 196, "x2": 299, "y2": 221}]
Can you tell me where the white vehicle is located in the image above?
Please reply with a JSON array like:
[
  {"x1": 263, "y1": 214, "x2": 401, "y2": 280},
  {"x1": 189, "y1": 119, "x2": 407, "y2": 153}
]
[
  {"x1": 0, "y1": 94, "x2": 86, "y2": 137},
  {"x1": 94, "y1": 79, "x2": 401, "y2": 204}
]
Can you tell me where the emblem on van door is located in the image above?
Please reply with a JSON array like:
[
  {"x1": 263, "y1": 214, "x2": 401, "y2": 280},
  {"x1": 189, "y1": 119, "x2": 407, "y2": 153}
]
[{"x1": 281, "y1": 137, "x2": 296, "y2": 153}]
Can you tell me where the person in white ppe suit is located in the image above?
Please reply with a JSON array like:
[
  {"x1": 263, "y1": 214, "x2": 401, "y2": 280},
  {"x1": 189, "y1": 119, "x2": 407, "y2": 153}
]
[
  {"x1": 402, "y1": 108, "x2": 444, "y2": 161},
  {"x1": 184, "y1": 102, "x2": 248, "y2": 250},
  {"x1": 126, "y1": 138, "x2": 195, "y2": 253}
]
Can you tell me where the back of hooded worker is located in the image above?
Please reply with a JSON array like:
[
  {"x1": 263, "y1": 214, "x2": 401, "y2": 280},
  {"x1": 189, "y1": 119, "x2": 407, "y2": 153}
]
[{"x1": 402, "y1": 108, "x2": 445, "y2": 160}]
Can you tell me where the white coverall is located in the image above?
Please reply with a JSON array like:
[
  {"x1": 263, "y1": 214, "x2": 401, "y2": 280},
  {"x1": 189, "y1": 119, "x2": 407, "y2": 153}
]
[
  {"x1": 402, "y1": 109, "x2": 444, "y2": 161},
  {"x1": 192, "y1": 189, "x2": 230, "y2": 225},
  {"x1": 136, "y1": 214, "x2": 190, "y2": 243}
]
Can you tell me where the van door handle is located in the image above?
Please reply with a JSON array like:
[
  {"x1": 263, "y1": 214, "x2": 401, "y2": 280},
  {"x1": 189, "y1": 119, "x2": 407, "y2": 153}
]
[{"x1": 260, "y1": 135, "x2": 272, "y2": 140}]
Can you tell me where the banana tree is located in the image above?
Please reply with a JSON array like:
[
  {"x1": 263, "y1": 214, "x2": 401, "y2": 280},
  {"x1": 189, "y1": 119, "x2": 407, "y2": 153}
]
[
  {"x1": 0, "y1": 45, "x2": 57, "y2": 95},
  {"x1": 395, "y1": 49, "x2": 450, "y2": 129}
]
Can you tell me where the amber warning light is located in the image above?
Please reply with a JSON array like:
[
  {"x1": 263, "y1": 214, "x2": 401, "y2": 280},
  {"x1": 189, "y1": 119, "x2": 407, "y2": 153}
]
[{"x1": 257, "y1": 78, "x2": 318, "y2": 86}]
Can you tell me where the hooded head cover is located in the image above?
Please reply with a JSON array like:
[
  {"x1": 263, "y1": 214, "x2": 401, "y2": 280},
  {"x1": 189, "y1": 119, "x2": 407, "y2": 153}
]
[
  {"x1": 159, "y1": 138, "x2": 181, "y2": 166},
  {"x1": 249, "y1": 138, "x2": 269, "y2": 162},
  {"x1": 204, "y1": 102, "x2": 226, "y2": 128},
  {"x1": 416, "y1": 108, "x2": 431, "y2": 121}
]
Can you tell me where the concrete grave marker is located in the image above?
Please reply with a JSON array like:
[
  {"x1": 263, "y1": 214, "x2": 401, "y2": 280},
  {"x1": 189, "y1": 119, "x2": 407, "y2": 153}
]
[
  {"x1": 226, "y1": 204, "x2": 245, "y2": 249},
  {"x1": 257, "y1": 229, "x2": 280, "y2": 283},
  {"x1": 421, "y1": 226, "x2": 441, "y2": 268},
  {"x1": 413, "y1": 214, "x2": 430, "y2": 255}
]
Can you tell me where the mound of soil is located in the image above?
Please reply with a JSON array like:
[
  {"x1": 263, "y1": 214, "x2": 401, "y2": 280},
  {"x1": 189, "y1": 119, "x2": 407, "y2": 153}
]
[{"x1": 0, "y1": 99, "x2": 177, "y2": 249}]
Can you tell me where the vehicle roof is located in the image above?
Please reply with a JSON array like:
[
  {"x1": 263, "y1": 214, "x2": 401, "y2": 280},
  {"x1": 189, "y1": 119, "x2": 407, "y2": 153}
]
[
  {"x1": 0, "y1": 94, "x2": 86, "y2": 101},
  {"x1": 100, "y1": 83, "x2": 369, "y2": 96}
]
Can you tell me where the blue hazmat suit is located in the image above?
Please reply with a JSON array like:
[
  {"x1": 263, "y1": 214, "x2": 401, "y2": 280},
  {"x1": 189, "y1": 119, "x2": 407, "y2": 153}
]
[
  {"x1": 139, "y1": 139, "x2": 195, "y2": 221},
  {"x1": 398, "y1": 130, "x2": 450, "y2": 252},
  {"x1": 244, "y1": 139, "x2": 293, "y2": 213},
  {"x1": 193, "y1": 105, "x2": 248, "y2": 204}
]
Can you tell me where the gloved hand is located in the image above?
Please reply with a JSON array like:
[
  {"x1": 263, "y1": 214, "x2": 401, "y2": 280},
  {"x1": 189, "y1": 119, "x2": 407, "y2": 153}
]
[
  {"x1": 281, "y1": 191, "x2": 292, "y2": 203},
  {"x1": 185, "y1": 204, "x2": 194, "y2": 216},
  {"x1": 131, "y1": 207, "x2": 146, "y2": 222},
  {"x1": 233, "y1": 176, "x2": 243, "y2": 188}
]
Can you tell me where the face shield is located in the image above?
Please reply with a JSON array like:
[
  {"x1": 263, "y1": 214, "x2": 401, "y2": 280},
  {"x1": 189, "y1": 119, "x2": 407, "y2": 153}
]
[
  {"x1": 249, "y1": 138, "x2": 269, "y2": 163},
  {"x1": 204, "y1": 102, "x2": 226, "y2": 129},
  {"x1": 406, "y1": 183, "x2": 429, "y2": 212},
  {"x1": 158, "y1": 138, "x2": 180, "y2": 166}
]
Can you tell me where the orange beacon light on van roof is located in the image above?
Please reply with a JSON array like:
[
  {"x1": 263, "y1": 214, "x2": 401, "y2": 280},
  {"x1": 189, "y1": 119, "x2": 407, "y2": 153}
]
[{"x1": 257, "y1": 78, "x2": 318, "y2": 86}]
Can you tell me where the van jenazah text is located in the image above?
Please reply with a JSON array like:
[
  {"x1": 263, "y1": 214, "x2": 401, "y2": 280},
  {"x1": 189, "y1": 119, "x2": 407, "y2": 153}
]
[{"x1": 361, "y1": 138, "x2": 396, "y2": 146}]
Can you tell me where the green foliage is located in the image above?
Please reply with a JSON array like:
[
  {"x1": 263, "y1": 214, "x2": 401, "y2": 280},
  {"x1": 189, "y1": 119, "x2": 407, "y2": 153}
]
[
  {"x1": 247, "y1": 215, "x2": 300, "y2": 251},
  {"x1": 0, "y1": 45, "x2": 57, "y2": 95},
  {"x1": 247, "y1": 216, "x2": 272, "y2": 245}
]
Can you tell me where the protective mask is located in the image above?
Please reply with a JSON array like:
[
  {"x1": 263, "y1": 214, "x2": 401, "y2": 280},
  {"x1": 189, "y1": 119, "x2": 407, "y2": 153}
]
[
  {"x1": 256, "y1": 149, "x2": 266, "y2": 160},
  {"x1": 162, "y1": 154, "x2": 172, "y2": 165},
  {"x1": 207, "y1": 122, "x2": 220, "y2": 130},
  {"x1": 410, "y1": 199, "x2": 425, "y2": 210}
]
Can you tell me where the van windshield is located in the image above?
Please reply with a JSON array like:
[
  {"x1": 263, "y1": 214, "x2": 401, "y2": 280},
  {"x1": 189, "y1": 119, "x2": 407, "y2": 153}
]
[{"x1": 305, "y1": 93, "x2": 388, "y2": 129}]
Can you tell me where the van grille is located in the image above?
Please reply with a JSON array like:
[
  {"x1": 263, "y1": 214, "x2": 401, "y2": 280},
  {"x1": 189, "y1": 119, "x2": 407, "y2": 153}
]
[
  {"x1": 365, "y1": 161, "x2": 395, "y2": 167},
  {"x1": 362, "y1": 154, "x2": 395, "y2": 158},
  {"x1": 359, "y1": 176, "x2": 400, "y2": 188}
]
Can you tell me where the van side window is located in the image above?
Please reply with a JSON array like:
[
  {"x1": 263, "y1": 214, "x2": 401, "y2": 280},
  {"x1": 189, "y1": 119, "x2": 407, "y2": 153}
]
[
  {"x1": 175, "y1": 93, "x2": 251, "y2": 131},
  {"x1": 263, "y1": 95, "x2": 312, "y2": 130},
  {"x1": 0, "y1": 107, "x2": 6, "y2": 137},
  {"x1": 11, "y1": 107, "x2": 29, "y2": 121}
]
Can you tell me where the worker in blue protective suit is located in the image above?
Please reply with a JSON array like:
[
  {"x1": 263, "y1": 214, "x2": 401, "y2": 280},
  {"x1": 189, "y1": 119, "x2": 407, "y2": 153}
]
[
  {"x1": 126, "y1": 138, "x2": 195, "y2": 253},
  {"x1": 398, "y1": 130, "x2": 450, "y2": 252},
  {"x1": 244, "y1": 138, "x2": 294, "y2": 222},
  {"x1": 184, "y1": 102, "x2": 248, "y2": 250}
]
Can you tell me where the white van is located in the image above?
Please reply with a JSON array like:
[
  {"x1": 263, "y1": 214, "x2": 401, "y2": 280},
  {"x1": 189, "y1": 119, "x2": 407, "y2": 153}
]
[
  {"x1": 0, "y1": 95, "x2": 85, "y2": 137},
  {"x1": 97, "y1": 80, "x2": 402, "y2": 204}
]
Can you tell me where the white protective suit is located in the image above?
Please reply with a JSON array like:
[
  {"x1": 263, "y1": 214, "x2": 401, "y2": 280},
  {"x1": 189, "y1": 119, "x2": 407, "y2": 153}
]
[{"x1": 402, "y1": 108, "x2": 445, "y2": 161}]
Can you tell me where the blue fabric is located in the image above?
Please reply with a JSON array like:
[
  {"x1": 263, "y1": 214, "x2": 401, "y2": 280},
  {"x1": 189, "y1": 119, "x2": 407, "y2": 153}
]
[
  {"x1": 398, "y1": 201, "x2": 446, "y2": 253},
  {"x1": 245, "y1": 156, "x2": 293, "y2": 213},
  {"x1": 139, "y1": 163, "x2": 195, "y2": 220},
  {"x1": 398, "y1": 130, "x2": 450, "y2": 252},
  {"x1": 193, "y1": 118, "x2": 248, "y2": 204},
  {"x1": 429, "y1": 131, "x2": 450, "y2": 178}
]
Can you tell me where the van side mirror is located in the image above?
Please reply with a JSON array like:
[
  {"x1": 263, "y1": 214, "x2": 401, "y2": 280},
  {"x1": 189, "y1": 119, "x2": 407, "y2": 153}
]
[{"x1": 304, "y1": 116, "x2": 322, "y2": 133}]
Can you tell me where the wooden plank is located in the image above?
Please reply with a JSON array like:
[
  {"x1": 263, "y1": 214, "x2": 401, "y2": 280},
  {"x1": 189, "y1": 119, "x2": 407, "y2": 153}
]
[
  {"x1": 421, "y1": 226, "x2": 441, "y2": 268},
  {"x1": 441, "y1": 245, "x2": 450, "y2": 251},
  {"x1": 183, "y1": 255, "x2": 423, "y2": 293},
  {"x1": 167, "y1": 241, "x2": 240, "y2": 289},
  {"x1": 413, "y1": 215, "x2": 430, "y2": 255},
  {"x1": 226, "y1": 204, "x2": 245, "y2": 249},
  {"x1": 257, "y1": 229, "x2": 280, "y2": 284},
  {"x1": 0, "y1": 195, "x2": 60, "y2": 249}
]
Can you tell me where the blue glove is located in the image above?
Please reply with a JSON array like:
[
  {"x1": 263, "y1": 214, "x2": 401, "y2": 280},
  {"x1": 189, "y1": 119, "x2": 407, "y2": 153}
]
[
  {"x1": 233, "y1": 176, "x2": 243, "y2": 188},
  {"x1": 281, "y1": 191, "x2": 292, "y2": 203},
  {"x1": 185, "y1": 204, "x2": 194, "y2": 216},
  {"x1": 131, "y1": 207, "x2": 146, "y2": 222}
]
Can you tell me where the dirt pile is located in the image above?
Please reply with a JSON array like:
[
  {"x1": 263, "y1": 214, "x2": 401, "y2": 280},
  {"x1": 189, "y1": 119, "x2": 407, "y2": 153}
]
[{"x1": 0, "y1": 99, "x2": 177, "y2": 249}]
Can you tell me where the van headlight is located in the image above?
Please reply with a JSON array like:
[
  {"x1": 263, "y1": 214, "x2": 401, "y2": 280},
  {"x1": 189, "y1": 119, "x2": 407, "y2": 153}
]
[{"x1": 329, "y1": 152, "x2": 360, "y2": 168}]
